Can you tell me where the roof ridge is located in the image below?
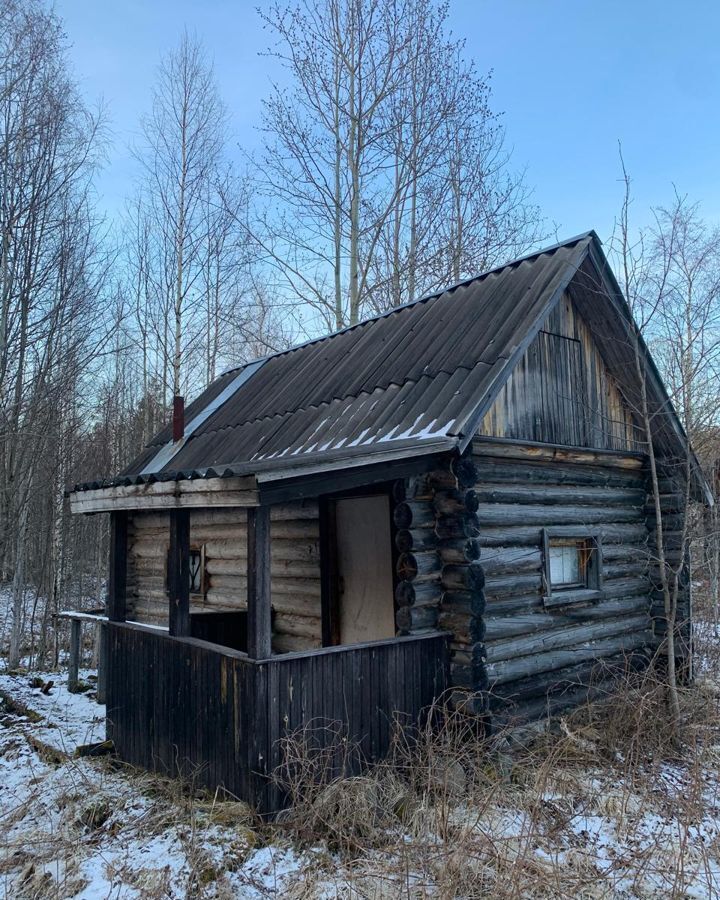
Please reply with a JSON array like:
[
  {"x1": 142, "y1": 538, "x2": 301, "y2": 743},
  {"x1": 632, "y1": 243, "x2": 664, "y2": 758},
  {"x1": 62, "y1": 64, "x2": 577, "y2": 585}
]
[{"x1": 219, "y1": 232, "x2": 598, "y2": 379}]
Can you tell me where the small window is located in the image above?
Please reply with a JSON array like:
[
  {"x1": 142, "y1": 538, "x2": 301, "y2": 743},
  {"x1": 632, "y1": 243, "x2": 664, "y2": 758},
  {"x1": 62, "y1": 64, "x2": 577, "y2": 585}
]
[
  {"x1": 548, "y1": 541, "x2": 584, "y2": 588},
  {"x1": 542, "y1": 530, "x2": 602, "y2": 608},
  {"x1": 189, "y1": 545, "x2": 206, "y2": 596}
]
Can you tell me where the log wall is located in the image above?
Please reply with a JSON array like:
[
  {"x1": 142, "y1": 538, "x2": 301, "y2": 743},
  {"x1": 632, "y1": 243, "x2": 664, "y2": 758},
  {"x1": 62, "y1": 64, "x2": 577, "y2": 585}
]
[
  {"x1": 126, "y1": 500, "x2": 322, "y2": 653},
  {"x1": 449, "y1": 440, "x2": 659, "y2": 726},
  {"x1": 479, "y1": 293, "x2": 644, "y2": 452}
]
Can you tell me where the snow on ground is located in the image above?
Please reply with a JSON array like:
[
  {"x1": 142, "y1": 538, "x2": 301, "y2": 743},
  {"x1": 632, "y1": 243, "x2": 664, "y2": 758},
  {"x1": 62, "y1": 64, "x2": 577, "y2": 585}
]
[
  {"x1": 3, "y1": 626, "x2": 720, "y2": 896},
  {"x1": 0, "y1": 670, "x2": 312, "y2": 899}
]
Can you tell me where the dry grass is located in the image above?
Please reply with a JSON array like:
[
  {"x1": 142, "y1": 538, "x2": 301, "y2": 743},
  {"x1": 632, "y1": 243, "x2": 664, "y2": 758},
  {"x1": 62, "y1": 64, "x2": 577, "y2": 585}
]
[
  {"x1": 270, "y1": 623, "x2": 720, "y2": 898},
  {"x1": 5, "y1": 593, "x2": 720, "y2": 896}
]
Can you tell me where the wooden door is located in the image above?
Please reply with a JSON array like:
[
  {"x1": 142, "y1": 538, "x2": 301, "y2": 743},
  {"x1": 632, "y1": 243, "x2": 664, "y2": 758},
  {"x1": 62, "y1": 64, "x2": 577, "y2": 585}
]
[{"x1": 334, "y1": 494, "x2": 395, "y2": 644}]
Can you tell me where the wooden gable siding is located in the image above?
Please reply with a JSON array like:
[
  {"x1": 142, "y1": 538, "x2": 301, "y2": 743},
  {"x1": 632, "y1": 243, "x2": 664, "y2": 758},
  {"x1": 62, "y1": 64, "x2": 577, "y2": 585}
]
[
  {"x1": 479, "y1": 293, "x2": 644, "y2": 451},
  {"x1": 126, "y1": 501, "x2": 322, "y2": 653}
]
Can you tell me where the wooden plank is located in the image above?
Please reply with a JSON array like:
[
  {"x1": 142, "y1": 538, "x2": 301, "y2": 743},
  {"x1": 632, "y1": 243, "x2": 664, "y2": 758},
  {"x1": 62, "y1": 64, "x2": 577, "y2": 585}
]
[
  {"x1": 67, "y1": 619, "x2": 81, "y2": 693},
  {"x1": 108, "y1": 511, "x2": 128, "y2": 622},
  {"x1": 319, "y1": 496, "x2": 340, "y2": 646},
  {"x1": 247, "y1": 506, "x2": 272, "y2": 659},
  {"x1": 96, "y1": 622, "x2": 107, "y2": 705},
  {"x1": 69, "y1": 476, "x2": 258, "y2": 514},
  {"x1": 168, "y1": 510, "x2": 191, "y2": 636}
]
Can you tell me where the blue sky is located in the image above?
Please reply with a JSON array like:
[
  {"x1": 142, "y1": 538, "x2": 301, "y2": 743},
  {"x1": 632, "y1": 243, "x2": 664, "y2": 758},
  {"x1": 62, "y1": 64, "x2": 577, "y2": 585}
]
[{"x1": 57, "y1": 0, "x2": 720, "y2": 245}]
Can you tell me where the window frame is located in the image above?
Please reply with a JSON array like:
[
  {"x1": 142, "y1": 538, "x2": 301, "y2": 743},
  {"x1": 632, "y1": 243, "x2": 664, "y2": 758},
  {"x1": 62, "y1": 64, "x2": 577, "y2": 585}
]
[
  {"x1": 189, "y1": 544, "x2": 207, "y2": 598},
  {"x1": 541, "y1": 527, "x2": 603, "y2": 609}
]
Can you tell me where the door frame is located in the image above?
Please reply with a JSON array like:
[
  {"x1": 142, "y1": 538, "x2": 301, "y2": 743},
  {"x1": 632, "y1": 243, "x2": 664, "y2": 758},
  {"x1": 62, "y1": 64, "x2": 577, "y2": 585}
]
[{"x1": 319, "y1": 482, "x2": 399, "y2": 647}]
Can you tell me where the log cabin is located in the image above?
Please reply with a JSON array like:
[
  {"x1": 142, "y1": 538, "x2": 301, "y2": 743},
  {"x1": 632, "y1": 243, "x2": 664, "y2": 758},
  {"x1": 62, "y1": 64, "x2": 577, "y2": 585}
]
[{"x1": 68, "y1": 231, "x2": 712, "y2": 813}]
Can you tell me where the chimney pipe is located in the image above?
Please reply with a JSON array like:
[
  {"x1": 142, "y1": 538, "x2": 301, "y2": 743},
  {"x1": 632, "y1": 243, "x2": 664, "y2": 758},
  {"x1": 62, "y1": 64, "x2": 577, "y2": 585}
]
[{"x1": 173, "y1": 395, "x2": 185, "y2": 442}]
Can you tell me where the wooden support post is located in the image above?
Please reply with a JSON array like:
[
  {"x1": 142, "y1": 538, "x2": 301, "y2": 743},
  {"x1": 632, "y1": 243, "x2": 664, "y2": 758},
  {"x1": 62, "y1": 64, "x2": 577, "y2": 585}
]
[
  {"x1": 96, "y1": 622, "x2": 107, "y2": 705},
  {"x1": 68, "y1": 619, "x2": 81, "y2": 693},
  {"x1": 107, "y1": 510, "x2": 128, "y2": 622},
  {"x1": 169, "y1": 509, "x2": 191, "y2": 636},
  {"x1": 247, "y1": 505, "x2": 272, "y2": 659}
]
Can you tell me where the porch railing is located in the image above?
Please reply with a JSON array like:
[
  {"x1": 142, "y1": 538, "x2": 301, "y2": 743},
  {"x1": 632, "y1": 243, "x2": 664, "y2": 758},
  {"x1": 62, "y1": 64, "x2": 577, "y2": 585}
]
[{"x1": 105, "y1": 621, "x2": 449, "y2": 814}]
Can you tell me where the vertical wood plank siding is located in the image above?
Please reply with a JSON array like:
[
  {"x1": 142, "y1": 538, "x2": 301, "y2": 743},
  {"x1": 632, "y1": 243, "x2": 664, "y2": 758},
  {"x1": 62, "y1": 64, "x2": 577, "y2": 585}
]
[
  {"x1": 106, "y1": 623, "x2": 448, "y2": 815},
  {"x1": 479, "y1": 293, "x2": 644, "y2": 451},
  {"x1": 125, "y1": 501, "x2": 322, "y2": 652}
]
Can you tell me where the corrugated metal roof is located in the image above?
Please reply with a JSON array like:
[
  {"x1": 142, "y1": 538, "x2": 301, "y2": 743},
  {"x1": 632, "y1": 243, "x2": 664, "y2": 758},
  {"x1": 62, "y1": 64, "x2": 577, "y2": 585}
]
[{"x1": 106, "y1": 234, "x2": 591, "y2": 486}]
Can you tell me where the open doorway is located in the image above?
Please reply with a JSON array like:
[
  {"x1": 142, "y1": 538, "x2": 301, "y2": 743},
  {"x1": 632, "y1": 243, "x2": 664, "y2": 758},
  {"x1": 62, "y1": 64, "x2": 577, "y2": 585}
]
[{"x1": 321, "y1": 491, "x2": 396, "y2": 646}]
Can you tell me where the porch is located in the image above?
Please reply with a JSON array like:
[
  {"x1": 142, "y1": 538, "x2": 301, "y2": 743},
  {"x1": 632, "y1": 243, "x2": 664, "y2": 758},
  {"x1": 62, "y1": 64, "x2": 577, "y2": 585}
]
[{"x1": 106, "y1": 621, "x2": 449, "y2": 814}]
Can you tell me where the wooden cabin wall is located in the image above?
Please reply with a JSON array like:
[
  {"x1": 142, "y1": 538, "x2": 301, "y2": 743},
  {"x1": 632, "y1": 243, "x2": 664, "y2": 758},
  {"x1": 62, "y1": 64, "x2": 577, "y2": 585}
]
[
  {"x1": 448, "y1": 441, "x2": 658, "y2": 726},
  {"x1": 393, "y1": 455, "x2": 484, "y2": 708},
  {"x1": 479, "y1": 293, "x2": 644, "y2": 452},
  {"x1": 125, "y1": 500, "x2": 322, "y2": 653}
]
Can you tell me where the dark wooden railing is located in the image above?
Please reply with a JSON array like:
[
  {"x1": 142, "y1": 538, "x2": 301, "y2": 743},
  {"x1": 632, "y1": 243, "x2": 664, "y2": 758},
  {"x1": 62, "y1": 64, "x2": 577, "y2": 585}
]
[{"x1": 105, "y1": 622, "x2": 449, "y2": 814}]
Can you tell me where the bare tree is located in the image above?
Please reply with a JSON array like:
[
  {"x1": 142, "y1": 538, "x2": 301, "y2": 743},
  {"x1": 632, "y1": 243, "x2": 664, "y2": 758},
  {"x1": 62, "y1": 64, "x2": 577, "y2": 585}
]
[
  {"x1": 134, "y1": 30, "x2": 227, "y2": 401},
  {"x1": 611, "y1": 162, "x2": 720, "y2": 723},
  {"x1": 254, "y1": 0, "x2": 542, "y2": 332},
  {"x1": 0, "y1": 0, "x2": 112, "y2": 667}
]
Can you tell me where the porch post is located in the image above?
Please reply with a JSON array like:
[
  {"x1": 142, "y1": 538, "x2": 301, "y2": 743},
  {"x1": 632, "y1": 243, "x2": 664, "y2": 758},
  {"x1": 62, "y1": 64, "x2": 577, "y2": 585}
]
[
  {"x1": 107, "y1": 511, "x2": 128, "y2": 622},
  {"x1": 247, "y1": 505, "x2": 271, "y2": 658},
  {"x1": 168, "y1": 509, "x2": 191, "y2": 636}
]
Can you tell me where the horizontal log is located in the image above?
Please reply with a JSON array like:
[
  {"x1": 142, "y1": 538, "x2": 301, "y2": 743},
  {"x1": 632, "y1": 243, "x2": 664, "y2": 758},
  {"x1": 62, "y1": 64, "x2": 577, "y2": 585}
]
[
  {"x1": 396, "y1": 605, "x2": 439, "y2": 632},
  {"x1": 601, "y1": 576, "x2": 650, "y2": 600},
  {"x1": 395, "y1": 528, "x2": 436, "y2": 553},
  {"x1": 133, "y1": 503, "x2": 317, "y2": 528},
  {"x1": 602, "y1": 544, "x2": 650, "y2": 562},
  {"x1": 603, "y1": 561, "x2": 648, "y2": 580},
  {"x1": 471, "y1": 439, "x2": 644, "y2": 469},
  {"x1": 433, "y1": 490, "x2": 479, "y2": 515},
  {"x1": 132, "y1": 523, "x2": 320, "y2": 547},
  {"x1": 477, "y1": 523, "x2": 649, "y2": 547},
  {"x1": 437, "y1": 610, "x2": 483, "y2": 645},
  {"x1": 488, "y1": 650, "x2": 650, "y2": 708},
  {"x1": 473, "y1": 484, "x2": 646, "y2": 508},
  {"x1": 395, "y1": 580, "x2": 443, "y2": 608},
  {"x1": 493, "y1": 678, "x2": 620, "y2": 727},
  {"x1": 484, "y1": 596, "x2": 651, "y2": 641},
  {"x1": 476, "y1": 503, "x2": 641, "y2": 527},
  {"x1": 441, "y1": 564, "x2": 484, "y2": 592},
  {"x1": 437, "y1": 539, "x2": 480, "y2": 565},
  {"x1": 273, "y1": 634, "x2": 321, "y2": 653},
  {"x1": 486, "y1": 614, "x2": 650, "y2": 665},
  {"x1": 480, "y1": 546, "x2": 542, "y2": 576},
  {"x1": 200, "y1": 539, "x2": 320, "y2": 562},
  {"x1": 273, "y1": 613, "x2": 321, "y2": 639},
  {"x1": 72, "y1": 478, "x2": 259, "y2": 513},
  {"x1": 396, "y1": 551, "x2": 441, "y2": 581},
  {"x1": 436, "y1": 514, "x2": 480, "y2": 540},
  {"x1": 202, "y1": 591, "x2": 320, "y2": 617},
  {"x1": 393, "y1": 501, "x2": 434, "y2": 530},
  {"x1": 484, "y1": 573, "x2": 542, "y2": 600},
  {"x1": 205, "y1": 559, "x2": 320, "y2": 579},
  {"x1": 209, "y1": 574, "x2": 320, "y2": 593},
  {"x1": 439, "y1": 589, "x2": 486, "y2": 616},
  {"x1": 483, "y1": 594, "x2": 543, "y2": 616},
  {"x1": 469, "y1": 460, "x2": 645, "y2": 489},
  {"x1": 486, "y1": 629, "x2": 654, "y2": 685}
]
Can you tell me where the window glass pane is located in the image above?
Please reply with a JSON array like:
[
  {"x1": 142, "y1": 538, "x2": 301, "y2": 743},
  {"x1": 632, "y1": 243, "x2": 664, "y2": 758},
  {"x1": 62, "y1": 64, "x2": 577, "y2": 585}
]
[
  {"x1": 189, "y1": 549, "x2": 202, "y2": 593},
  {"x1": 549, "y1": 543, "x2": 580, "y2": 586}
]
